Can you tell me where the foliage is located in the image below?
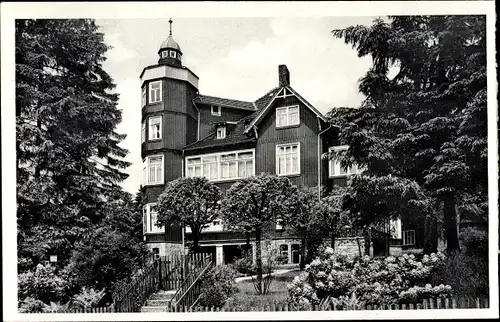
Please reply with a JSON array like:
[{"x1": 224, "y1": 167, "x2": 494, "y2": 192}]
[
  {"x1": 18, "y1": 263, "x2": 78, "y2": 305},
  {"x1": 18, "y1": 297, "x2": 47, "y2": 313},
  {"x1": 72, "y1": 287, "x2": 106, "y2": 309},
  {"x1": 157, "y1": 177, "x2": 221, "y2": 252},
  {"x1": 329, "y1": 16, "x2": 487, "y2": 253},
  {"x1": 288, "y1": 247, "x2": 451, "y2": 309},
  {"x1": 232, "y1": 256, "x2": 257, "y2": 276},
  {"x1": 221, "y1": 173, "x2": 299, "y2": 294},
  {"x1": 198, "y1": 265, "x2": 238, "y2": 308},
  {"x1": 67, "y1": 226, "x2": 148, "y2": 300},
  {"x1": 42, "y1": 301, "x2": 71, "y2": 313}
]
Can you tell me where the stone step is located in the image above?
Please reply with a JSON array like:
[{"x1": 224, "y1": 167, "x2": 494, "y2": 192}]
[
  {"x1": 146, "y1": 299, "x2": 171, "y2": 306},
  {"x1": 140, "y1": 306, "x2": 167, "y2": 313},
  {"x1": 149, "y1": 290, "x2": 176, "y2": 301}
]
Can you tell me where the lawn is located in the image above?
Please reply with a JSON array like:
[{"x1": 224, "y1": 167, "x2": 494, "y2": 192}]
[{"x1": 224, "y1": 270, "x2": 302, "y2": 310}]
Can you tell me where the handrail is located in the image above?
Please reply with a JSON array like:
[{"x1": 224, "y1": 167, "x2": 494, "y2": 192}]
[{"x1": 169, "y1": 254, "x2": 212, "y2": 310}]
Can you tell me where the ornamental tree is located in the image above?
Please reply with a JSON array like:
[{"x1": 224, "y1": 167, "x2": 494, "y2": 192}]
[
  {"x1": 156, "y1": 177, "x2": 222, "y2": 253},
  {"x1": 328, "y1": 15, "x2": 486, "y2": 253},
  {"x1": 220, "y1": 174, "x2": 299, "y2": 294}
]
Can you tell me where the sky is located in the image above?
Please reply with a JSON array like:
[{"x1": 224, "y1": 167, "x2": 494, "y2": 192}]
[{"x1": 97, "y1": 17, "x2": 378, "y2": 194}]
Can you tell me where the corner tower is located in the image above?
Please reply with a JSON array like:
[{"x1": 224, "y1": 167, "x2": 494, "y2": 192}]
[{"x1": 140, "y1": 19, "x2": 199, "y2": 256}]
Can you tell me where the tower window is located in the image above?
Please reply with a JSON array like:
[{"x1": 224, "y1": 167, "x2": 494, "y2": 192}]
[
  {"x1": 216, "y1": 126, "x2": 226, "y2": 139},
  {"x1": 142, "y1": 155, "x2": 164, "y2": 186},
  {"x1": 141, "y1": 121, "x2": 146, "y2": 143},
  {"x1": 148, "y1": 116, "x2": 162, "y2": 140},
  {"x1": 141, "y1": 86, "x2": 147, "y2": 107},
  {"x1": 161, "y1": 51, "x2": 168, "y2": 58},
  {"x1": 211, "y1": 105, "x2": 221, "y2": 116},
  {"x1": 149, "y1": 81, "x2": 162, "y2": 104},
  {"x1": 169, "y1": 51, "x2": 177, "y2": 58}
]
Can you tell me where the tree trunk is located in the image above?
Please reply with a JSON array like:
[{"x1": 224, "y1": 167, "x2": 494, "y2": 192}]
[
  {"x1": 331, "y1": 231, "x2": 336, "y2": 250},
  {"x1": 192, "y1": 230, "x2": 201, "y2": 253},
  {"x1": 423, "y1": 215, "x2": 438, "y2": 254},
  {"x1": 255, "y1": 227, "x2": 263, "y2": 294},
  {"x1": 245, "y1": 231, "x2": 250, "y2": 257},
  {"x1": 300, "y1": 233, "x2": 306, "y2": 271},
  {"x1": 443, "y1": 196, "x2": 460, "y2": 253}
]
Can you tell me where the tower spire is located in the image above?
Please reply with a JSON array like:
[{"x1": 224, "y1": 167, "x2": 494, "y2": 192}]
[{"x1": 169, "y1": 18, "x2": 173, "y2": 36}]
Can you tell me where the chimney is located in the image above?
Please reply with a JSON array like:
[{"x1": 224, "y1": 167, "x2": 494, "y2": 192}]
[{"x1": 278, "y1": 65, "x2": 290, "y2": 86}]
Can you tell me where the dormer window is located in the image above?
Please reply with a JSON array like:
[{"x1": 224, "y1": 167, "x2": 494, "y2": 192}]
[
  {"x1": 216, "y1": 126, "x2": 226, "y2": 139},
  {"x1": 211, "y1": 105, "x2": 221, "y2": 116},
  {"x1": 169, "y1": 51, "x2": 177, "y2": 58}
]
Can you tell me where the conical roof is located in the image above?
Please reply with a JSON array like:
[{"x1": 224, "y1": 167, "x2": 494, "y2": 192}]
[{"x1": 159, "y1": 35, "x2": 181, "y2": 52}]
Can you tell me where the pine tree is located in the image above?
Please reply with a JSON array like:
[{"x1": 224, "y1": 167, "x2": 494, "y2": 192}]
[
  {"x1": 16, "y1": 19, "x2": 130, "y2": 270},
  {"x1": 328, "y1": 16, "x2": 486, "y2": 253}
]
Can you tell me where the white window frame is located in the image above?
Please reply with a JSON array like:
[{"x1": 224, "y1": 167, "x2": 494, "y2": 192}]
[
  {"x1": 276, "y1": 143, "x2": 301, "y2": 176},
  {"x1": 216, "y1": 126, "x2": 226, "y2": 139},
  {"x1": 142, "y1": 155, "x2": 164, "y2": 186},
  {"x1": 148, "y1": 116, "x2": 162, "y2": 140},
  {"x1": 211, "y1": 105, "x2": 221, "y2": 116},
  {"x1": 141, "y1": 86, "x2": 147, "y2": 107},
  {"x1": 402, "y1": 230, "x2": 416, "y2": 246},
  {"x1": 328, "y1": 145, "x2": 359, "y2": 177},
  {"x1": 276, "y1": 219, "x2": 284, "y2": 231},
  {"x1": 141, "y1": 121, "x2": 146, "y2": 143},
  {"x1": 169, "y1": 51, "x2": 177, "y2": 58},
  {"x1": 149, "y1": 81, "x2": 162, "y2": 104},
  {"x1": 276, "y1": 105, "x2": 300, "y2": 128},
  {"x1": 143, "y1": 203, "x2": 165, "y2": 234},
  {"x1": 185, "y1": 149, "x2": 255, "y2": 182}
]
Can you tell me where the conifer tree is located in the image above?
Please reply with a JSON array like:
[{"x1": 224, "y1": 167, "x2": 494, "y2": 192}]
[
  {"x1": 328, "y1": 16, "x2": 487, "y2": 253},
  {"x1": 16, "y1": 19, "x2": 130, "y2": 270}
]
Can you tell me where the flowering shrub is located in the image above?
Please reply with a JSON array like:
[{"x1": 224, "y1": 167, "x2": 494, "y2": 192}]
[{"x1": 287, "y1": 247, "x2": 451, "y2": 308}]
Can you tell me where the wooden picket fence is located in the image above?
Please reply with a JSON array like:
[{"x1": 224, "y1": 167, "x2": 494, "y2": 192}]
[{"x1": 66, "y1": 305, "x2": 116, "y2": 313}]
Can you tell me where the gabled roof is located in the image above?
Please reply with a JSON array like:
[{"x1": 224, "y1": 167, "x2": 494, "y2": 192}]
[
  {"x1": 194, "y1": 95, "x2": 256, "y2": 111},
  {"x1": 243, "y1": 85, "x2": 328, "y2": 133},
  {"x1": 183, "y1": 120, "x2": 255, "y2": 151}
]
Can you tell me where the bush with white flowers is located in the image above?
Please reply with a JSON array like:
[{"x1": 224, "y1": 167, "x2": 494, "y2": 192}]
[{"x1": 287, "y1": 247, "x2": 452, "y2": 308}]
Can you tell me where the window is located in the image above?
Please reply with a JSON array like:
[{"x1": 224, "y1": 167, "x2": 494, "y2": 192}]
[
  {"x1": 143, "y1": 155, "x2": 164, "y2": 185},
  {"x1": 328, "y1": 145, "x2": 359, "y2": 177},
  {"x1": 143, "y1": 204, "x2": 165, "y2": 234},
  {"x1": 291, "y1": 244, "x2": 300, "y2": 264},
  {"x1": 148, "y1": 116, "x2": 162, "y2": 140},
  {"x1": 186, "y1": 149, "x2": 255, "y2": 181},
  {"x1": 276, "y1": 219, "x2": 284, "y2": 230},
  {"x1": 141, "y1": 121, "x2": 146, "y2": 143},
  {"x1": 280, "y1": 245, "x2": 289, "y2": 263},
  {"x1": 169, "y1": 51, "x2": 177, "y2": 58},
  {"x1": 216, "y1": 126, "x2": 226, "y2": 139},
  {"x1": 402, "y1": 230, "x2": 416, "y2": 246},
  {"x1": 211, "y1": 105, "x2": 221, "y2": 116},
  {"x1": 276, "y1": 105, "x2": 299, "y2": 128},
  {"x1": 149, "y1": 81, "x2": 162, "y2": 103},
  {"x1": 276, "y1": 143, "x2": 300, "y2": 176},
  {"x1": 141, "y1": 86, "x2": 147, "y2": 107}
]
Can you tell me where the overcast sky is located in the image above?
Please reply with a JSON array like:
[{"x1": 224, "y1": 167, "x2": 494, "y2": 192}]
[{"x1": 97, "y1": 17, "x2": 378, "y2": 194}]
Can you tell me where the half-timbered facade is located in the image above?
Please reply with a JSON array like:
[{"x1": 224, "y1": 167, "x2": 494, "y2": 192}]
[{"x1": 140, "y1": 22, "x2": 415, "y2": 265}]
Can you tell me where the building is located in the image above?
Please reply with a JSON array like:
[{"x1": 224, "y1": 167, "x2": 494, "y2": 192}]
[{"x1": 139, "y1": 21, "x2": 419, "y2": 265}]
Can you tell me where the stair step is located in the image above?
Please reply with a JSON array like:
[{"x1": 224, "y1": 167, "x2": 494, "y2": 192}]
[
  {"x1": 140, "y1": 306, "x2": 167, "y2": 313},
  {"x1": 149, "y1": 290, "x2": 176, "y2": 300},
  {"x1": 147, "y1": 299, "x2": 171, "y2": 306}
]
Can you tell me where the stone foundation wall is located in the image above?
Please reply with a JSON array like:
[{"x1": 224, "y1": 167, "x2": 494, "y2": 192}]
[
  {"x1": 333, "y1": 237, "x2": 366, "y2": 256},
  {"x1": 146, "y1": 242, "x2": 184, "y2": 257}
]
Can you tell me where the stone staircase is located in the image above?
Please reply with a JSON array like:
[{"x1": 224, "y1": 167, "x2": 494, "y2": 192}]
[{"x1": 140, "y1": 290, "x2": 176, "y2": 312}]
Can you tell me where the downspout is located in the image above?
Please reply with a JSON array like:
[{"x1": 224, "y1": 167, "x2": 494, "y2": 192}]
[
  {"x1": 192, "y1": 97, "x2": 200, "y2": 141},
  {"x1": 317, "y1": 123, "x2": 332, "y2": 200}
]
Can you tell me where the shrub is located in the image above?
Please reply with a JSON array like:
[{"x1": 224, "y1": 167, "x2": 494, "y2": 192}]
[
  {"x1": 18, "y1": 263, "x2": 77, "y2": 304},
  {"x1": 232, "y1": 256, "x2": 256, "y2": 276},
  {"x1": 197, "y1": 265, "x2": 238, "y2": 308},
  {"x1": 18, "y1": 297, "x2": 46, "y2": 313},
  {"x1": 72, "y1": 287, "x2": 106, "y2": 309},
  {"x1": 42, "y1": 301, "x2": 70, "y2": 313},
  {"x1": 288, "y1": 246, "x2": 451, "y2": 308}
]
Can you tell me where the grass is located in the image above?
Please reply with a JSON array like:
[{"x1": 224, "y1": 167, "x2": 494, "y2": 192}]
[{"x1": 224, "y1": 270, "x2": 301, "y2": 310}]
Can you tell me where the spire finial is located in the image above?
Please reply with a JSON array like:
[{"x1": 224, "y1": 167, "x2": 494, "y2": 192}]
[{"x1": 169, "y1": 18, "x2": 173, "y2": 36}]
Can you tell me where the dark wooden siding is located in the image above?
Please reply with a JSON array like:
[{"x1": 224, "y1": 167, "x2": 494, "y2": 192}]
[
  {"x1": 255, "y1": 96, "x2": 320, "y2": 189},
  {"x1": 198, "y1": 104, "x2": 251, "y2": 139},
  {"x1": 145, "y1": 225, "x2": 182, "y2": 243}
]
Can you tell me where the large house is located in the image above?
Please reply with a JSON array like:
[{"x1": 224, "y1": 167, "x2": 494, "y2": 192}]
[{"x1": 139, "y1": 21, "x2": 420, "y2": 265}]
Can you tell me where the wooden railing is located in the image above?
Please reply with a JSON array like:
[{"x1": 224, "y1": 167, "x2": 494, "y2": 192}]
[
  {"x1": 168, "y1": 253, "x2": 213, "y2": 312},
  {"x1": 112, "y1": 257, "x2": 160, "y2": 312}
]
